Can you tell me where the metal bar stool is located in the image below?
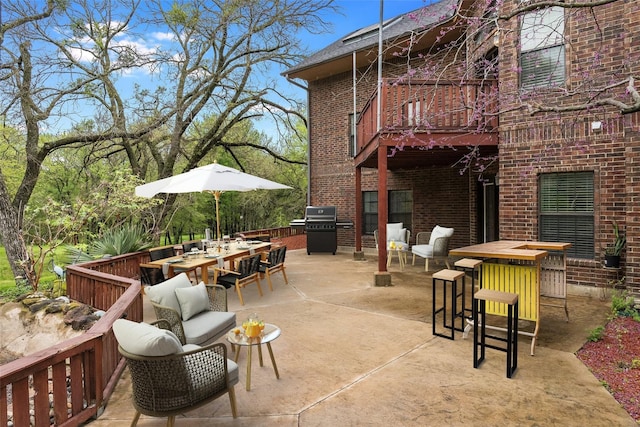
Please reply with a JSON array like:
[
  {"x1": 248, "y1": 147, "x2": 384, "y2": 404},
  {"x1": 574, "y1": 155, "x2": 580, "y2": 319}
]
[
  {"x1": 432, "y1": 269, "x2": 466, "y2": 340},
  {"x1": 454, "y1": 258, "x2": 483, "y2": 317},
  {"x1": 473, "y1": 288, "x2": 519, "y2": 378}
]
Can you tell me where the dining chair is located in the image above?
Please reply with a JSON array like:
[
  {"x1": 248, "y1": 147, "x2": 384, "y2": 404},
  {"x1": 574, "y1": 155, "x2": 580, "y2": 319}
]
[
  {"x1": 149, "y1": 245, "x2": 177, "y2": 261},
  {"x1": 140, "y1": 264, "x2": 166, "y2": 286},
  {"x1": 213, "y1": 253, "x2": 263, "y2": 305},
  {"x1": 182, "y1": 240, "x2": 204, "y2": 253},
  {"x1": 259, "y1": 245, "x2": 288, "y2": 290}
]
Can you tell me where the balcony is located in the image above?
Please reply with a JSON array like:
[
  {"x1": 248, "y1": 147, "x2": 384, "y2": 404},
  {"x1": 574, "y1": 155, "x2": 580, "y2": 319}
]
[{"x1": 355, "y1": 79, "x2": 499, "y2": 169}]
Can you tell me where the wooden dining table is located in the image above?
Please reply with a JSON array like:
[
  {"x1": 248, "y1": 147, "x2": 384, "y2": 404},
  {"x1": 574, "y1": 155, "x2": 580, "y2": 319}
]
[
  {"x1": 450, "y1": 240, "x2": 571, "y2": 355},
  {"x1": 146, "y1": 241, "x2": 271, "y2": 284}
]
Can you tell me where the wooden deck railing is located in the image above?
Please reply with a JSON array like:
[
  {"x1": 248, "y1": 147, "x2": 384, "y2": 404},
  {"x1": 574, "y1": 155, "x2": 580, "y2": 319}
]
[
  {"x1": 239, "y1": 226, "x2": 305, "y2": 240},
  {"x1": 0, "y1": 226, "x2": 301, "y2": 426},
  {"x1": 357, "y1": 78, "x2": 499, "y2": 150},
  {"x1": 0, "y1": 253, "x2": 144, "y2": 426}
]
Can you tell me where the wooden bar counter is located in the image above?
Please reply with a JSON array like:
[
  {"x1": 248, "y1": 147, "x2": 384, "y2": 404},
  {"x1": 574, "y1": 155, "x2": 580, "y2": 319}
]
[{"x1": 450, "y1": 241, "x2": 571, "y2": 355}]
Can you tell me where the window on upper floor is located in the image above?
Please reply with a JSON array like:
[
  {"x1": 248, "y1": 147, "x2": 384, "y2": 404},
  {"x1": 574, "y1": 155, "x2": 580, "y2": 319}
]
[
  {"x1": 520, "y1": 6, "x2": 565, "y2": 90},
  {"x1": 362, "y1": 190, "x2": 413, "y2": 235},
  {"x1": 539, "y1": 171, "x2": 594, "y2": 259},
  {"x1": 348, "y1": 112, "x2": 360, "y2": 157},
  {"x1": 406, "y1": 100, "x2": 422, "y2": 127},
  {"x1": 473, "y1": 0, "x2": 497, "y2": 46}
]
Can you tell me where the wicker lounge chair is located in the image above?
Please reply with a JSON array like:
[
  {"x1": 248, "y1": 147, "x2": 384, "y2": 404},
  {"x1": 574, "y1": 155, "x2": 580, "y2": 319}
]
[
  {"x1": 113, "y1": 319, "x2": 238, "y2": 426},
  {"x1": 411, "y1": 225, "x2": 454, "y2": 271},
  {"x1": 145, "y1": 273, "x2": 236, "y2": 346}
]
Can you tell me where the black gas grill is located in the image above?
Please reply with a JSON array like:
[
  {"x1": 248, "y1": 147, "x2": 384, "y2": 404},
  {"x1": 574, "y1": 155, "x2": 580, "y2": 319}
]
[{"x1": 304, "y1": 206, "x2": 337, "y2": 255}]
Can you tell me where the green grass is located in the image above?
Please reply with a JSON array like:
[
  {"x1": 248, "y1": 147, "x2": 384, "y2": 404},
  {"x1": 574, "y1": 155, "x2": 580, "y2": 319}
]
[{"x1": 0, "y1": 246, "x2": 60, "y2": 293}]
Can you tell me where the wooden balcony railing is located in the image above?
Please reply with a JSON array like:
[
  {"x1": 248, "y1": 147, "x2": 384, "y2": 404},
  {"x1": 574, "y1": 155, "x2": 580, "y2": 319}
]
[{"x1": 356, "y1": 79, "x2": 499, "y2": 150}]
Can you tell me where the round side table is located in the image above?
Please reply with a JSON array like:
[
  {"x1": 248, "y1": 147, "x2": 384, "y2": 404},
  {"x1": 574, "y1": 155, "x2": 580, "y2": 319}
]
[{"x1": 226, "y1": 323, "x2": 281, "y2": 391}]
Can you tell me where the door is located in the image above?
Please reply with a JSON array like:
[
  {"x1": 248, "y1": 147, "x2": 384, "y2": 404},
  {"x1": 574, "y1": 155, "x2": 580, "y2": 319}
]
[{"x1": 477, "y1": 176, "x2": 499, "y2": 242}]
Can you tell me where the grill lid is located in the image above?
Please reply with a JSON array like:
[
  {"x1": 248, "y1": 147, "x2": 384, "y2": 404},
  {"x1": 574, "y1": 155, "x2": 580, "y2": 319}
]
[{"x1": 305, "y1": 206, "x2": 337, "y2": 221}]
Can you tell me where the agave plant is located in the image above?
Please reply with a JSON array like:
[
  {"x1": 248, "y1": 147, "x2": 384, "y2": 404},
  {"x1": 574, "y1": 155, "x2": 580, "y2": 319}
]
[{"x1": 64, "y1": 224, "x2": 153, "y2": 263}]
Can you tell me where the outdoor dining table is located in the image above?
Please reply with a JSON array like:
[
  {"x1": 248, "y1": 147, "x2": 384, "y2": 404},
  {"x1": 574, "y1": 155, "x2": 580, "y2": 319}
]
[
  {"x1": 449, "y1": 240, "x2": 571, "y2": 355},
  {"x1": 146, "y1": 241, "x2": 271, "y2": 284}
]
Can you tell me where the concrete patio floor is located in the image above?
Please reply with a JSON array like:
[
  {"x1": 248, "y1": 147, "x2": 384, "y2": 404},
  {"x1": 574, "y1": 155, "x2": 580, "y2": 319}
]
[{"x1": 91, "y1": 249, "x2": 636, "y2": 426}]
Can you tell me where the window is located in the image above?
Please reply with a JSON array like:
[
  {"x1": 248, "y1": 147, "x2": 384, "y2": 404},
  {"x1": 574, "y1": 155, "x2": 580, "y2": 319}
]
[
  {"x1": 473, "y1": 0, "x2": 497, "y2": 45},
  {"x1": 362, "y1": 190, "x2": 413, "y2": 234},
  {"x1": 539, "y1": 172, "x2": 594, "y2": 259},
  {"x1": 520, "y1": 7, "x2": 565, "y2": 90},
  {"x1": 389, "y1": 190, "x2": 412, "y2": 228},
  {"x1": 363, "y1": 191, "x2": 378, "y2": 234},
  {"x1": 406, "y1": 100, "x2": 422, "y2": 127},
  {"x1": 348, "y1": 113, "x2": 360, "y2": 157}
]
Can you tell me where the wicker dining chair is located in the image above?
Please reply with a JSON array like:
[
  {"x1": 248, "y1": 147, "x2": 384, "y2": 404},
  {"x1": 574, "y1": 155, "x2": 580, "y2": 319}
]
[
  {"x1": 114, "y1": 319, "x2": 238, "y2": 426},
  {"x1": 149, "y1": 245, "x2": 177, "y2": 261}
]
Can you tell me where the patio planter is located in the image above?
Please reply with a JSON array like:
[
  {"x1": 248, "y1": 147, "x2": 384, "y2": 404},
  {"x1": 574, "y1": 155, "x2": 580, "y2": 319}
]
[{"x1": 604, "y1": 254, "x2": 620, "y2": 269}]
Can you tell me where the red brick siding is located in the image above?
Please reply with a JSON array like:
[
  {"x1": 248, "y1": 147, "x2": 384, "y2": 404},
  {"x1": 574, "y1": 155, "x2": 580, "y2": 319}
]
[
  {"x1": 307, "y1": 50, "x2": 476, "y2": 249},
  {"x1": 497, "y1": 0, "x2": 640, "y2": 289}
]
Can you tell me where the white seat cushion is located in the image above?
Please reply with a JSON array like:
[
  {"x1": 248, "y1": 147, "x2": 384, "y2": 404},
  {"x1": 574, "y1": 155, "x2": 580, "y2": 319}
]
[
  {"x1": 145, "y1": 273, "x2": 192, "y2": 317},
  {"x1": 182, "y1": 310, "x2": 236, "y2": 345},
  {"x1": 428, "y1": 225, "x2": 454, "y2": 246},
  {"x1": 175, "y1": 281, "x2": 209, "y2": 321},
  {"x1": 113, "y1": 319, "x2": 183, "y2": 356},
  {"x1": 411, "y1": 244, "x2": 434, "y2": 258}
]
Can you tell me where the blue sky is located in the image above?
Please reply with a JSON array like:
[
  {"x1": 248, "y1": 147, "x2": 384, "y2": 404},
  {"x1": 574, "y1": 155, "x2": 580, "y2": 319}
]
[
  {"x1": 302, "y1": 0, "x2": 429, "y2": 52},
  {"x1": 261, "y1": 0, "x2": 430, "y2": 136},
  {"x1": 36, "y1": 1, "x2": 430, "y2": 136}
]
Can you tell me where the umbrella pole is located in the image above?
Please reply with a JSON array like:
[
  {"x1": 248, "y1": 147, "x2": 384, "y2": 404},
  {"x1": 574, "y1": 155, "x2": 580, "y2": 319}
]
[{"x1": 214, "y1": 191, "x2": 222, "y2": 251}]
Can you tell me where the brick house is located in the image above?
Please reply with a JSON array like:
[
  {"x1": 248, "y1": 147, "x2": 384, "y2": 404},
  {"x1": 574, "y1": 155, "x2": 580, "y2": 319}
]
[{"x1": 284, "y1": 0, "x2": 640, "y2": 293}]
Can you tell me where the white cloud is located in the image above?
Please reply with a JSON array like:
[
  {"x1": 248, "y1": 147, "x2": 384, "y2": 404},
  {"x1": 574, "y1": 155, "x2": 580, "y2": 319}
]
[{"x1": 152, "y1": 31, "x2": 177, "y2": 42}]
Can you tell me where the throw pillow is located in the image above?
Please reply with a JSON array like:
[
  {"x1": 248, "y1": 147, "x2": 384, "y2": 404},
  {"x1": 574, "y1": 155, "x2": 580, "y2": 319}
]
[
  {"x1": 428, "y1": 225, "x2": 454, "y2": 246},
  {"x1": 386, "y1": 223, "x2": 403, "y2": 242},
  {"x1": 175, "y1": 281, "x2": 210, "y2": 321},
  {"x1": 113, "y1": 319, "x2": 182, "y2": 356},
  {"x1": 144, "y1": 272, "x2": 192, "y2": 317}
]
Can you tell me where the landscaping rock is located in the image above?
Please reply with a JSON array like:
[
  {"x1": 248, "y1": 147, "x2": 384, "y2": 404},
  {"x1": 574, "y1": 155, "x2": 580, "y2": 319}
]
[{"x1": 63, "y1": 304, "x2": 99, "y2": 330}]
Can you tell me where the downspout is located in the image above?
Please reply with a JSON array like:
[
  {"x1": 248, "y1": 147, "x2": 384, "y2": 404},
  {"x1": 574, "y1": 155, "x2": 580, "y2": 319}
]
[
  {"x1": 286, "y1": 76, "x2": 311, "y2": 207},
  {"x1": 377, "y1": 0, "x2": 383, "y2": 132}
]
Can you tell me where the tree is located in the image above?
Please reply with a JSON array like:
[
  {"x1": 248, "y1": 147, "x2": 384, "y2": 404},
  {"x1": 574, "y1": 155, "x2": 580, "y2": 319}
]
[
  {"x1": 21, "y1": 168, "x2": 159, "y2": 289},
  {"x1": 380, "y1": 0, "x2": 638, "y2": 173},
  {"x1": 0, "y1": 0, "x2": 332, "y2": 281}
]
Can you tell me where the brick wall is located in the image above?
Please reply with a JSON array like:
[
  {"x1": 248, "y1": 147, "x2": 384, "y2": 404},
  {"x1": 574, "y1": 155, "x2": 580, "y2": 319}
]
[
  {"x1": 307, "y1": 50, "x2": 477, "y2": 250},
  {"x1": 496, "y1": 0, "x2": 640, "y2": 289},
  {"x1": 304, "y1": 0, "x2": 640, "y2": 291}
]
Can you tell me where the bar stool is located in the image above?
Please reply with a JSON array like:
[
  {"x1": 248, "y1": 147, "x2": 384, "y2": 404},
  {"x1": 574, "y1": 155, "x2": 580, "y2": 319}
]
[
  {"x1": 473, "y1": 288, "x2": 519, "y2": 378},
  {"x1": 432, "y1": 269, "x2": 466, "y2": 340},
  {"x1": 454, "y1": 258, "x2": 483, "y2": 317}
]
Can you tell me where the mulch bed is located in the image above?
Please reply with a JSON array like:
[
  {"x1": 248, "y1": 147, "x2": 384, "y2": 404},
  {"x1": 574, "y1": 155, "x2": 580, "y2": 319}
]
[{"x1": 576, "y1": 316, "x2": 640, "y2": 422}]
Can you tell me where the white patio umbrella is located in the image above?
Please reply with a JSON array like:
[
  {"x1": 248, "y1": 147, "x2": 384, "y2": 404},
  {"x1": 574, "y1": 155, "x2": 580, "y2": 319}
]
[{"x1": 135, "y1": 162, "x2": 292, "y2": 241}]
